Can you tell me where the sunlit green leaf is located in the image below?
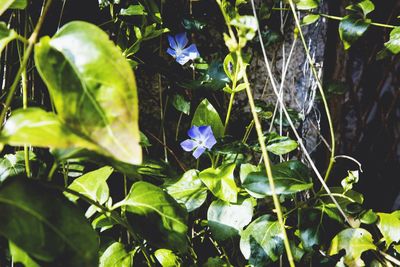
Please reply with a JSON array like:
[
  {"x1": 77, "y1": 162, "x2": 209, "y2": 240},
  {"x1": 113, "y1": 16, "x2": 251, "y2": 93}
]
[
  {"x1": 239, "y1": 163, "x2": 264, "y2": 198},
  {"x1": 154, "y1": 249, "x2": 180, "y2": 267},
  {"x1": 359, "y1": 209, "x2": 378, "y2": 224},
  {"x1": 318, "y1": 187, "x2": 364, "y2": 211},
  {"x1": 192, "y1": 98, "x2": 224, "y2": 138},
  {"x1": 9, "y1": 241, "x2": 40, "y2": 267},
  {"x1": 328, "y1": 228, "x2": 376, "y2": 267},
  {"x1": 0, "y1": 22, "x2": 18, "y2": 54},
  {"x1": 296, "y1": 0, "x2": 319, "y2": 10},
  {"x1": 114, "y1": 181, "x2": 188, "y2": 252},
  {"x1": 35, "y1": 21, "x2": 141, "y2": 165},
  {"x1": 240, "y1": 215, "x2": 284, "y2": 265},
  {"x1": 0, "y1": 178, "x2": 99, "y2": 266},
  {"x1": 0, "y1": 0, "x2": 27, "y2": 15},
  {"x1": 241, "y1": 160, "x2": 313, "y2": 196},
  {"x1": 0, "y1": 151, "x2": 44, "y2": 183},
  {"x1": 165, "y1": 169, "x2": 207, "y2": 212},
  {"x1": 265, "y1": 133, "x2": 298, "y2": 155},
  {"x1": 302, "y1": 14, "x2": 320, "y2": 26},
  {"x1": 339, "y1": 15, "x2": 370, "y2": 49},
  {"x1": 100, "y1": 242, "x2": 133, "y2": 267},
  {"x1": 66, "y1": 166, "x2": 113, "y2": 205},
  {"x1": 199, "y1": 164, "x2": 238, "y2": 203},
  {"x1": 384, "y1": 26, "x2": 400, "y2": 54},
  {"x1": 376, "y1": 212, "x2": 400, "y2": 249},
  {"x1": 207, "y1": 198, "x2": 253, "y2": 241},
  {"x1": 120, "y1": 4, "x2": 147, "y2": 16},
  {"x1": 346, "y1": 0, "x2": 375, "y2": 17},
  {"x1": 0, "y1": 108, "x2": 100, "y2": 153}
]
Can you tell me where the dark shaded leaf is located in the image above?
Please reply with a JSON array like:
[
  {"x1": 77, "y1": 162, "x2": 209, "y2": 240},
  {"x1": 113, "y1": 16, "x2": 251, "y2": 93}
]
[
  {"x1": 339, "y1": 15, "x2": 370, "y2": 49},
  {"x1": 0, "y1": 22, "x2": 17, "y2": 53},
  {"x1": 0, "y1": 178, "x2": 99, "y2": 266}
]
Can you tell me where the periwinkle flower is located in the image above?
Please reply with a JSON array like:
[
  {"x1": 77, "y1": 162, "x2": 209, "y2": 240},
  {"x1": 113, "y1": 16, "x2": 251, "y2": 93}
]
[
  {"x1": 180, "y1": 125, "x2": 217, "y2": 159},
  {"x1": 167, "y1": 32, "x2": 200, "y2": 65}
]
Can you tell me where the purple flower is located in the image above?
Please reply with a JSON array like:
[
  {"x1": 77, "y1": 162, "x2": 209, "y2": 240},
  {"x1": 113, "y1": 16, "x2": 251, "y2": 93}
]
[
  {"x1": 180, "y1": 126, "x2": 217, "y2": 159},
  {"x1": 167, "y1": 32, "x2": 200, "y2": 65}
]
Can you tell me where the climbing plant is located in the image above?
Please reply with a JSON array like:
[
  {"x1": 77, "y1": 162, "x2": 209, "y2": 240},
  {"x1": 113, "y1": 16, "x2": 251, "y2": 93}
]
[{"x1": 0, "y1": 0, "x2": 399, "y2": 266}]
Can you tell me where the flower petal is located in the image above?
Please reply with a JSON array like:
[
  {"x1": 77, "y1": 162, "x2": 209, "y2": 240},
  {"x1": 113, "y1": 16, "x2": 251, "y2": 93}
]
[
  {"x1": 204, "y1": 134, "x2": 217, "y2": 150},
  {"x1": 181, "y1": 44, "x2": 200, "y2": 60},
  {"x1": 192, "y1": 146, "x2": 206, "y2": 159},
  {"x1": 175, "y1": 55, "x2": 191, "y2": 65},
  {"x1": 180, "y1": 139, "x2": 198, "y2": 152},
  {"x1": 198, "y1": 125, "x2": 212, "y2": 136},
  {"x1": 187, "y1": 126, "x2": 201, "y2": 139},
  {"x1": 167, "y1": 35, "x2": 178, "y2": 50},
  {"x1": 166, "y1": 47, "x2": 177, "y2": 58},
  {"x1": 175, "y1": 32, "x2": 189, "y2": 49}
]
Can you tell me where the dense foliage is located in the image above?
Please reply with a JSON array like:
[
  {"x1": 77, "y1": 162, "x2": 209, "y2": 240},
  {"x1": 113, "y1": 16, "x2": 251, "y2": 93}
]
[{"x1": 0, "y1": 0, "x2": 399, "y2": 266}]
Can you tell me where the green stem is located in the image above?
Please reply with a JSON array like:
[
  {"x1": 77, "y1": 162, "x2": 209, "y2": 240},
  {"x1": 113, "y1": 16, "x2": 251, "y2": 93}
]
[
  {"x1": 239, "y1": 54, "x2": 295, "y2": 267},
  {"x1": 47, "y1": 162, "x2": 58, "y2": 181},
  {"x1": 285, "y1": 0, "x2": 337, "y2": 183},
  {"x1": 223, "y1": 92, "x2": 235, "y2": 133},
  {"x1": 0, "y1": 0, "x2": 53, "y2": 128}
]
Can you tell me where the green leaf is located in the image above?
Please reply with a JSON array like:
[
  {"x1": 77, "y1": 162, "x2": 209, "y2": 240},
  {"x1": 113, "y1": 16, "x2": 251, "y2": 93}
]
[
  {"x1": 318, "y1": 187, "x2": 364, "y2": 210},
  {"x1": 34, "y1": 21, "x2": 141, "y2": 165},
  {"x1": 100, "y1": 242, "x2": 133, "y2": 267},
  {"x1": 301, "y1": 14, "x2": 320, "y2": 26},
  {"x1": 192, "y1": 99, "x2": 224, "y2": 138},
  {"x1": 66, "y1": 166, "x2": 113, "y2": 204},
  {"x1": 265, "y1": 133, "x2": 298, "y2": 155},
  {"x1": 9, "y1": 241, "x2": 40, "y2": 267},
  {"x1": 0, "y1": 108, "x2": 101, "y2": 152},
  {"x1": 120, "y1": 4, "x2": 147, "y2": 16},
  {"x1": 199, "y1": 164, "x2": 238, "y2": 203},
  {"x1": 240, "y1": 215, "x2": 284, "y2": 265},
  {"x1": 339, "y1": 15, "x2": 370, "y2": 49},
  {"x1": 242, "y1": 160, "x2": 313, "y2": 196},
  {"x1": 114, "y1": 181, "x2": 188, "y2": 252},
  {"x1": 328, "y1": 228, "x2": 376, "y2": 267},
  {"x1": 154, "y1": 249, "x2": 180, "y2": 267},
  {"x1": 0, "y1": 178, "x2": 99, "y2": 266},
  {"x1": 346, "y1": 0, "x2": 375, "y2": 17},
  {"x1": 165, "y1": 169, "x2": 208, "y2": 212},
  {"x1": 172, "y1": 94, "x2": 190, "y2": 115},
  {"x1": 0, "y1": 151, "x2": 40, "y2": 183},
  {"x1": 298, "y1": 207, "x2": 343, "y2": 251},
  {"x1": 376, "y1": 212, "x2": 400, "y2": 249},
  {"x1": 207, "y1": 198, "x2": 253, "y2": 241},
  {"x1": 203, "y1": 257, "x2": 229, "y2": 267},
  {"x1": 239, "y1": 163, "x2": 264, "y2": 198},
  {"x1": 384, "y1": 27, "x2": 400, "y2": 54},
  {"x1": 0, "y1": 22, "x2": 17, "y2": 54},
  {"x1": 0, "y1": 0, "x2": 27, "y2": 15},
  {"x1": 296, "y1": 0, "x2": 319, "y2": 10},
  {"x1": 182, "y1": 18, "x2": 207, "y2": 32},
  {"x1": 359, "y1": 209, "x2": 378, "y2": 224}
]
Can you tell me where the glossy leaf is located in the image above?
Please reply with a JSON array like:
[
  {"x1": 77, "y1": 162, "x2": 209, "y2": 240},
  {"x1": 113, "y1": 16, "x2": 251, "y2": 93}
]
[
  {"x1": 192, "y1": 99, "x2": 224, "y2": 138},
  {"x1": 120, "y1": 4, "x2": 146, "y2": 16},
  {"x1": 265, "y1": 133, "x2": 298, "y2": 155},
  {"x1": 302, "y1": 14, "x2": 320, "y2": 26},
  {"x1": 318, "y1": 187, "x2": 364, "y2": 210},
  {"x1": 240, "y1": 215, "x2": 284, "y2": 265},
  {"x1": 376, "y1": 212, "x2": 400, "y2": 249},
  {"x1": 100, "y1": 242, "x2": 133, "y2": 267},
  {"x1": 329, "y1": 228, "x2": 376, "y2": 267},
  {"x1": 0, "y1": 0, "x2": 27, "y2": 15},
  {"x1": 359, "y1": 209, "x2": 378, "y2": 224},
  {"x1": 241, "y1": 160, "x2": 313, "y2": 196},
  {"x1": 165, "y1": 169, "x2": 207, "y2": 212},
  {"x1": 0, "y1": 151, "x2": 40, "y2": 182},
  {"x1": 114, "y1": 181, "x2": 188, "y2": 252},
  {"x1": 296, "y1": 0, "x2": 319, "y2": 10},
  {"x1": 34, "y1": 21, "x2": 141, "y2": 165},
  {"x1": 154, "y1": 249, "x2": 180, "y2": 267},
  {"x1": 207, "y1": 198, "x2": 253, "y2": 241},
  {"x1": 339, "y1": 15, "x2": 370, "y2": 49},
  {"x1": 0, "y1": 22, "x2": 17, "y2": 54},
  {"x1": 0, "y1": 178, "x2": 99, "y2": 266},
  {"x1": 0, "y1": 108, "x2": 99, "y2": 152},
  {"x1": 384, "y1": 26, "x2": 400, "y2": 54},
  {"x1": 9, "y1": 241, "x2": 40, "y2": 267},
  {"x1": 346, "y1": 0, "x2": 375, "y2": 17},
  {"x1": 239, "y1": 163, "x2": 264, "y2": 198},
  {"x1": 199, "y1": 164, "x2": 238, "y2": 203},
  {"x1": 66, "y1": 166, "x2": 113, "y2": 204},
  {"x1": 298, "y1": 207, "x2": 343, "y2": 251}
]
